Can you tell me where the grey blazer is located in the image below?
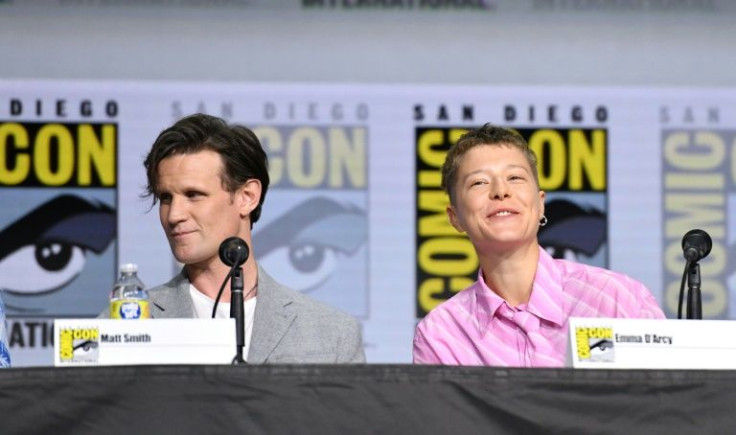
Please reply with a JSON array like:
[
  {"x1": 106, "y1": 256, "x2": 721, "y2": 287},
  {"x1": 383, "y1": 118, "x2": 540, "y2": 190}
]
[{"x1": 101, "y1": 265, "x2": 365, "y2": 364}]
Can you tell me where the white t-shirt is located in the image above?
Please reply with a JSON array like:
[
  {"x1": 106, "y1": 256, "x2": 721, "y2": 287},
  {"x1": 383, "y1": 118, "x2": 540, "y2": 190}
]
[{"x1": 189, "y1": 284, "x2": 257, "y2": 361}]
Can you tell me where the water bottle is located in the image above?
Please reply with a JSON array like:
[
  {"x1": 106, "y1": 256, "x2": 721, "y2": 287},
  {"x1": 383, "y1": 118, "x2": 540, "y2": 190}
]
[
  {"x1": 0, "y1": 295, "x2": 10, "y2": 367},
  {"x1": 109, "y1": 263, "x2": 150, "y2": 319}
]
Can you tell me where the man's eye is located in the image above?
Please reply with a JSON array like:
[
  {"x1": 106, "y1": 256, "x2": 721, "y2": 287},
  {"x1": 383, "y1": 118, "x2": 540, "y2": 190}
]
[{"x1": 0, "y1": 243, "x2": 86, "y2": 294}]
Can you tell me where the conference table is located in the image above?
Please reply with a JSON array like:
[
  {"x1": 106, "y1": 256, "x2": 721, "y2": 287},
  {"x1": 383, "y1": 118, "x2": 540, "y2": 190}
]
[{"x1": 0, "y1": 364, "x2": 730, "y2": 434}]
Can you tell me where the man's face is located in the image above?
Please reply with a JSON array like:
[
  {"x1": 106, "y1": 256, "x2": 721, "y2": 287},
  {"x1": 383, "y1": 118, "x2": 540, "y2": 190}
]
[
  {"x1": 447, "y1": 144, "x2": 545, "y2": 253},
  {"x1": 156, "y1": 150, "x2": 248, "y2": 270}
]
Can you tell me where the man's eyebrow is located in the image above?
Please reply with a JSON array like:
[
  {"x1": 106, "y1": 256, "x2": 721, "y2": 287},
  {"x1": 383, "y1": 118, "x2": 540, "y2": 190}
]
[{"x1": 0, "y1": 195, "x2": 116, "y2": 260}]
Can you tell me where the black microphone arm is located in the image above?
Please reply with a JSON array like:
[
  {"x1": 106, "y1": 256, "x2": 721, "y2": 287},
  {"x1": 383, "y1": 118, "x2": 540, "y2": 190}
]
[
  {"x1": 679, "y1": 229, "x2": 712, "y2": 320},
  {"x1": 217, "y1": 236, "x2": 250, "y2": 364}
]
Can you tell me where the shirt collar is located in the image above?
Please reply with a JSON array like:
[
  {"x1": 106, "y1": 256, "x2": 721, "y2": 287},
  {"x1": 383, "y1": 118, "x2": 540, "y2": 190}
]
[{"x1": 472, "y1": 247, "x2": 566, "y2": 336}]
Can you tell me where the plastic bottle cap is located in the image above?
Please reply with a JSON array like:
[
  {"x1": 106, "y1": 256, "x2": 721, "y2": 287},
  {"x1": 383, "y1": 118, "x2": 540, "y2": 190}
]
[{"x1": 119, "y1": 263, "x2": 138, "y2": 273}]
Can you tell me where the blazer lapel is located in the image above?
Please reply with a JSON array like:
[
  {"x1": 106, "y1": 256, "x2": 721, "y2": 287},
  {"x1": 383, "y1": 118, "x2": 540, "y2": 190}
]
[
  {"x1": 247, "y1": 265, "x2": 296, "y2": 363},
  {"x1": 149, "y1": 271, "x2": 196, "y2": 319}
]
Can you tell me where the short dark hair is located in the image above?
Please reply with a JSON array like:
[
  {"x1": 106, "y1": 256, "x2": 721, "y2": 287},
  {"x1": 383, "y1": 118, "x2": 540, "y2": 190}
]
[
  {"x1": 441, "y1": 123, "x2": 539, "y2": 204},
  {"x1": 143, "y1": 113, "x2": 270, "y2": 224}
]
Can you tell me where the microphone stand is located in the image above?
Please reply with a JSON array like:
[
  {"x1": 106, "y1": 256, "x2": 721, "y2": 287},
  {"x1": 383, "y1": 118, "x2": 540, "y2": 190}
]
[
  {"x1": 686, "y1": 261, "x2": 702, "y2": 320},
  {"x1": 229, "y1": 266, "x2": 246, "y2": 364}
]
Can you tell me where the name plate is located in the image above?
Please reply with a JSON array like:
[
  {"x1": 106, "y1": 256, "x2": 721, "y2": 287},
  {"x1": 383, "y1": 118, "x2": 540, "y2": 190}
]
[
  {"x1": 54, "y1": 318, "x2": 236, "y2": 366},
  {"x1": 568, "y1": 317, "x2": 736, "y2": 370}
]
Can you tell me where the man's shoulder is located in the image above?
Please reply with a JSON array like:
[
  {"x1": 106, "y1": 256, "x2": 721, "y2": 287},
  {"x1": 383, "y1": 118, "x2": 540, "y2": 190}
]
[
  {"x1": 261, "y1": 273, "x2": 358, "y2": 326},
  {"x1": 147, "y1": 271, "x2": 186, "y2": 293},
  {"x1": 253, "y1": 266, "x2": 365, "y2": 363}
]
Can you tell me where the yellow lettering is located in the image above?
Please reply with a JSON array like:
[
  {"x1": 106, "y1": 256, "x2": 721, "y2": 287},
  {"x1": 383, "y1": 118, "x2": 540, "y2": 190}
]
[
  {"x1": 34, "y1": 124, "x2": 74, "y2": 186},
  {"x1": 78, "y1": 124, "x2": 116, "y2": 186},
  {"x1": 568, "y1": 129, "x2": 606, "y2": 190},
  {"x1": 664, "y1": 194, "x2": 724, "y2": 238},
  {"x1": 417, "y1": 237, "x2": 478, "y2": 276},
  {"x1": 417, "y1": 130, "x2": 447, "y2": 169},
  {"x1": 529, "y1": 130, "x2": 566, "y2": 190},
  {"x1": 328, "y1": 127, "x2": 365, "y2": 188},
  {"x1": 418, "y1": 191, "x2": 455, "y2": 236},
  {"x1": 0, "y1": 123, "x2": 30, "y2": 185},
  {"x1": 664, "y1": 131, "x2": 725, "y2": 170},
  {"x1": 288, "y1": 127, "x2": 326, "y2": 188}
]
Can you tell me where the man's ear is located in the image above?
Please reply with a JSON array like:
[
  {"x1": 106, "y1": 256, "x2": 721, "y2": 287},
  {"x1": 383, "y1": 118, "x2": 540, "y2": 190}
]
[
  {"x1": 237, "y1": 179, "x2": 262, "y2": 219},
  {"x1": 447, "y1": 204, "x2": 465, "y2": 233}
]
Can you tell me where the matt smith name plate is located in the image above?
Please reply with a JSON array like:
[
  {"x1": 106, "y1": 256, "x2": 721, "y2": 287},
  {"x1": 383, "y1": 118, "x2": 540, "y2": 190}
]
[{"x1": 54, "y1": 318, "x2": 236, "y2": 366}]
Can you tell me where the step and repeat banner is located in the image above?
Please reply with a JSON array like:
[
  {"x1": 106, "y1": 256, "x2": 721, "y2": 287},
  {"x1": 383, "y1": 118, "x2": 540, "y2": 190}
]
[{"x1": 1, "y1": 81, "x2": 734, "y2": 366}]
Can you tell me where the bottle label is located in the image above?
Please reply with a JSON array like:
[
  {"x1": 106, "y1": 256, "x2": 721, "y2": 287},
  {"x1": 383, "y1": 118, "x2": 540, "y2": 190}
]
[{"x1": 110, "y1": 299, "x2": 150, "y2": 320}]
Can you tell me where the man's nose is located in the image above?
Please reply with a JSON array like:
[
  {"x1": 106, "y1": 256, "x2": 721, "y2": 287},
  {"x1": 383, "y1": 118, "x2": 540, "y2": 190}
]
[{"x1": 166, "y1": 197, "x2": 188, "y2": 224}]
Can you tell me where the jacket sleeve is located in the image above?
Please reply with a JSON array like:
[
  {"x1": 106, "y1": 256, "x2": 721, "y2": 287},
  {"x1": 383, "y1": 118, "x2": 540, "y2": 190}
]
[{"x1": 337, "y1": 316, "x2": 366, "y2": 363}]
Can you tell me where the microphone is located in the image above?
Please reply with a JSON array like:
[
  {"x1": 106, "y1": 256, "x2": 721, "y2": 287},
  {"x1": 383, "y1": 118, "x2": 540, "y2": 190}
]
[
  {"x1": 215, "y1": 236, "x2": 249, "y2": 364},
  {"x1": 218, "y1": 237, "x2": 250, "y2": 267},
  {"x1": 681, "y1": 229, "x2": 712, "y2": 262}
]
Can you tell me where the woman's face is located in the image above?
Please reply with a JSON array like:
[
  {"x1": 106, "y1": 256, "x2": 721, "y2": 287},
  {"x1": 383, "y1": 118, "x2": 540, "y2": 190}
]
[{"x1": 447, "y1": 144, "x2": 545, "y2": 253}]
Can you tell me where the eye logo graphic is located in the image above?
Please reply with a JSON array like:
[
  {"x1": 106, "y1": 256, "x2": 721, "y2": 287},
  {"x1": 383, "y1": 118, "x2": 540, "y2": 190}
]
[
  {"x1": 538, "y1": 198, "x2": 607, "y2": 266},
  {"x1": 58, "y1": 327, "x2": 100, "y2": 364},
  {"x1": 575, "y1": 326, "x2": 614, "y2": 363},
  {"x1": 0, "y1": 194, "x2": 116, "y2": 315},
  {"x1": 254, "y1": 196, "x2": 368, "y2": 317}
]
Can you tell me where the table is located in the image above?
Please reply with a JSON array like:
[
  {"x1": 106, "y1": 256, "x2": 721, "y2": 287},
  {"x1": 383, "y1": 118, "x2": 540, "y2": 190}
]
[{"x1": 0, "y1": 364, "x2": 730, "y2": 434}]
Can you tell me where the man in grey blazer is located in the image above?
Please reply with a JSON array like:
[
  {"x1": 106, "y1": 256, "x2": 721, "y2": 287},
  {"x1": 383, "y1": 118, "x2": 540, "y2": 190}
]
[{"x1": 102, "y1": 114, "x2": 364, "y2": 364}]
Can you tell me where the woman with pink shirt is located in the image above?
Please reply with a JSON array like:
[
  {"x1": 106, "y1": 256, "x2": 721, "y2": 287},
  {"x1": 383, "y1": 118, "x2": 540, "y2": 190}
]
[{"x1": 412, "y1": 124, "x2": 665, "y2": 367}]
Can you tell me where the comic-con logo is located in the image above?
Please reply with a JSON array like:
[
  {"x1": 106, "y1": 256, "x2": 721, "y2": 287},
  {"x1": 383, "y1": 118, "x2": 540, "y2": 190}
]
[
  {"x1": 0, "y1": 121, "x2": 117, "y2": 317},
  {"x1": 58, "y1": 327, "x2": 99, "y2": 364},
  {"x1": 252, "y1": 125, "x2": 369, "y2": 318},
  {"x1": 575, "y1": 326, "x2": 614, "y2": 362},
  {"x1": 661, "y1": 128, "x2": 733, "y2": 319}
]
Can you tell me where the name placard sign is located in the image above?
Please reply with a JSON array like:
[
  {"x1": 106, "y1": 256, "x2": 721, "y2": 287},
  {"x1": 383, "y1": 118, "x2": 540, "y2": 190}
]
[
  {"x1": 54, "y1": 318, "x2": 236, "y2": 366},
  {"x1": 568, "y1": 317, "x2": 736, "y2": 370}
]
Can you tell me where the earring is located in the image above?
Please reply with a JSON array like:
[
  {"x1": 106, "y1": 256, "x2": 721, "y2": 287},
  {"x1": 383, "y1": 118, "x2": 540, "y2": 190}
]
[{"x1": 539, "y1": 215, "x2": 548, "y2": 227}]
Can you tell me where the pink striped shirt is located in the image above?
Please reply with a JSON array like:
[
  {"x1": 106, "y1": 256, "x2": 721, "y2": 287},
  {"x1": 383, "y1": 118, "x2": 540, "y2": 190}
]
[{"x1": 413, "y1": 247, "x2": 665, "y2": 367}]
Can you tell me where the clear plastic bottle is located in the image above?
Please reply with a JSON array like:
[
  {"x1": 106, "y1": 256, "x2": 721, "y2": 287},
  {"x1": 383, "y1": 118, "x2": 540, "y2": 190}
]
[{"x1": 109, "y1": 263, "x2": 150, "y2": 319}]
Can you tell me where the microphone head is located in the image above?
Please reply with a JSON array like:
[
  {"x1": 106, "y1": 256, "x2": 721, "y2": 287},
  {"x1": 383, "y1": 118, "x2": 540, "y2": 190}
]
[
  {"x1": 681, "y1": 229, "x2": 712, "y2": 262},
  {"x1": 218, "y1": 237, "x2": 250, "y2": 267}
]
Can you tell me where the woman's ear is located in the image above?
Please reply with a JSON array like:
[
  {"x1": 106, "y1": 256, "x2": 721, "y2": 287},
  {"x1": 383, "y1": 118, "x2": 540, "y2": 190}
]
[
  {"x1": 538, "y1": 190, "x2": 546, "y2": 221},
  {"x1": 447, "y1": 204, "x2": 465, "y2": 233}
]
